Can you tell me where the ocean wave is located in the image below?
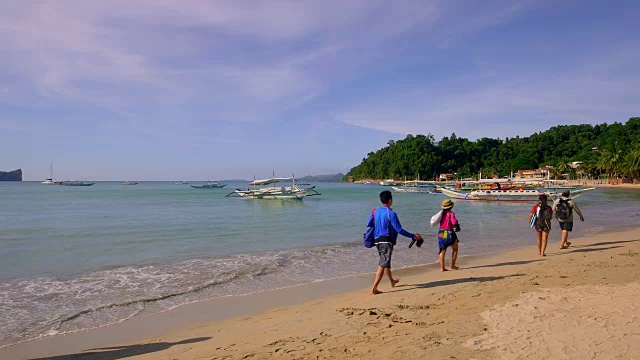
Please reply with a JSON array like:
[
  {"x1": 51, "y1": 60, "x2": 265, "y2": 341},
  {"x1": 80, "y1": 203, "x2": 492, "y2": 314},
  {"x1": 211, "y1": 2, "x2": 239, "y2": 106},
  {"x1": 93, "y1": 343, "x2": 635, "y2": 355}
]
[{"x1": 0, "y1": 244, "x2": 374, "y2": 347}]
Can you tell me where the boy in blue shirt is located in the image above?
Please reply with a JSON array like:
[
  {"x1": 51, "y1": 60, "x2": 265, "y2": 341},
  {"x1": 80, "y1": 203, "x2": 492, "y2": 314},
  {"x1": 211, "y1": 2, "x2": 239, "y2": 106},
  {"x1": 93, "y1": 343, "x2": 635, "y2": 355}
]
[{"x1": 367, "y1": 190, "x2": 422, "y2": 295}]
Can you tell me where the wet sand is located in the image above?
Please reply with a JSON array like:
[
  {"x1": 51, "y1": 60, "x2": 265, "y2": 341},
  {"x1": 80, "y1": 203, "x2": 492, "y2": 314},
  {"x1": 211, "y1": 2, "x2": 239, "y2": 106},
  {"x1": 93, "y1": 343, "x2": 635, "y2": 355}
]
[{"x1": 3, "y1": 228, "x2": 640, "y2": 359}]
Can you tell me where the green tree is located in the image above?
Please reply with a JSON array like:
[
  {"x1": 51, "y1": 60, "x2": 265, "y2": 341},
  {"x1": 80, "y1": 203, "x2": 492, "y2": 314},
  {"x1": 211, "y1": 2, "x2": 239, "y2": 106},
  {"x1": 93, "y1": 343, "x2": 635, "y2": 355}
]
[{"x1": 343, "y1": 118, "x2": 640, "y2": 182}]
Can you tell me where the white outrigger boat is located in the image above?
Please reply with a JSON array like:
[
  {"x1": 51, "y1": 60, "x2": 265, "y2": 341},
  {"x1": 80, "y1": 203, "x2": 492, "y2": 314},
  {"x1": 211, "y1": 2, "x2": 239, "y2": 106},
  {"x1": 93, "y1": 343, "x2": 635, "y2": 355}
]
[
  {"x1": 392, "y1": 180, "x2": 439, "y2": 193},
  {"x1": 190, "y1": 181, "x2": 226, "y2": 189},
  {"x1": 440, "y1": 186, "x2": 595, "y2": 202},
  {"x1": 539, "y1": 180, "x2": 579, "y2": 191},
  {"x1": 226, "y1": 176, "x2": 321, "y2": 200}
]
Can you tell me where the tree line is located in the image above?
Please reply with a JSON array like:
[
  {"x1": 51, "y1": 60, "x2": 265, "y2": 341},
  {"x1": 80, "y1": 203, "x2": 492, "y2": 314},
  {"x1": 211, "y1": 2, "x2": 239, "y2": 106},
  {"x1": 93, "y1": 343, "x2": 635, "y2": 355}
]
[{"x1": 344, "y1": 117, "x2": 640, "y2": 182}]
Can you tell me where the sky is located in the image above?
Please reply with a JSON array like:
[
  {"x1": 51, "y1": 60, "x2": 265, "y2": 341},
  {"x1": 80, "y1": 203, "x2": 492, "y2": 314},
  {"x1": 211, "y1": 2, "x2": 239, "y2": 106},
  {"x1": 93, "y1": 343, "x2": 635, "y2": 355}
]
[{"x1": 0, "y1": 0, "x2": 638, "y2": 181}]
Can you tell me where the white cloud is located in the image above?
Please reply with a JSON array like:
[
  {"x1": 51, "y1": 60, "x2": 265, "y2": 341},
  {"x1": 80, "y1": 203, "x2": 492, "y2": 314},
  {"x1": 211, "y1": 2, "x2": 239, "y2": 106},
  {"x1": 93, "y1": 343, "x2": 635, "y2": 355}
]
[
  {"x1": 0, "y1": 0, "x2": 444, "y2": 135},
  {"x1": 336, "y1": 41, "x2": 640, "y2": 139}
]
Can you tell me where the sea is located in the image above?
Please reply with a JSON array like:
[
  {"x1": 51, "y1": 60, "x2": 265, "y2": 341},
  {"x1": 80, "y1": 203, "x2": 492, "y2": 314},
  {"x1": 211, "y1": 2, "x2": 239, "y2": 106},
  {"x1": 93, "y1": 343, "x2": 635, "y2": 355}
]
[{"x1": 1, "y1": 181, "x2": 639, "y2": 348}]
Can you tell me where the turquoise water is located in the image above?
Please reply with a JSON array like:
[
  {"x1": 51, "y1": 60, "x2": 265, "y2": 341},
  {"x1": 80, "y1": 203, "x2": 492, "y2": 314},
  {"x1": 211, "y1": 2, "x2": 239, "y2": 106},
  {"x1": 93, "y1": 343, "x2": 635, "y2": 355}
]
[{"x1": 1, "y1": 182, "x2": 639, "y2": 347}]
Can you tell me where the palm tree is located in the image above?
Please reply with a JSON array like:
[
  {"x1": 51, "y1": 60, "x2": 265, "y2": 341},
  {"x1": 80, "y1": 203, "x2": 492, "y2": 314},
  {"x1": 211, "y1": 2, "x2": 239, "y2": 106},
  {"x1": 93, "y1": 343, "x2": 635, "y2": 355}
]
[
  {"x1": 549, "y1": 166, "x2": 563, "y2": 180},
  {"x1": 580, "y1": 159, "x2": 599, "y2": 179},
  {"x1": 621, "y1": 147, "x2": 640, "y2": 182},
  {"x1": 597, "y1": 144, "x2": 624, "y2": 182},
  {"x1": 555, "y1": 159, "x2": 570, "y2": 179}
]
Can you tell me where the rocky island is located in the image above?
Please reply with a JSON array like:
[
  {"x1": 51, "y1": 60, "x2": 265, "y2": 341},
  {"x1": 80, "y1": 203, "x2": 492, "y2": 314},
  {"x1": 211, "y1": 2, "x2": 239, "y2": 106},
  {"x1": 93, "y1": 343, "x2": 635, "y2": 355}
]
[{"x1": 0, "y1": 169, "x2": 22, "y2": 181}]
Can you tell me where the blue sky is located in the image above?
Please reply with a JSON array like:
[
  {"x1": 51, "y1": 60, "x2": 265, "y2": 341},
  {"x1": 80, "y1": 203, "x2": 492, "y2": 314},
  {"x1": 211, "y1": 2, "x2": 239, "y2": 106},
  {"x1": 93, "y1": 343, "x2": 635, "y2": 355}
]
[{"x1": 1, "y1": 0, "x2": 638, "y2": 181}]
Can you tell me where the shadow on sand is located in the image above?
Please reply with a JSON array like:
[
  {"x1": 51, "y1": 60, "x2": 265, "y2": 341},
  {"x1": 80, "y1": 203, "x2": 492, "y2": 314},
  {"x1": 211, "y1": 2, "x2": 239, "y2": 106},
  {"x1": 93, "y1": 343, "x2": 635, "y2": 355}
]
[
  {"x1": 388, "y1": 273, "x2": 526, "y2": 293},
  {"x1": 464, "y1": 260, "x2": 544, "y2": 270},
  {"x1": 573, "y1": 239, "x2": 640, "y2": 248},
  {"x1": 566, "y1": 245, "x2": 623, "y2": 254},
  {"x1": 30, "y1": 337, "x2": 211, "y2": 360}
]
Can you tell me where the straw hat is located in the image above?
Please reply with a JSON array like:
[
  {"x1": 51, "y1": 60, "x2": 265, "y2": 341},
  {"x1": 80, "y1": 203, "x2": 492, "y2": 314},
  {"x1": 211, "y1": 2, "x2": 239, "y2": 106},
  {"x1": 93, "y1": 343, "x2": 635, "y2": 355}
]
[{"x1": 441, "y1": 199, "x2": 454, "y2": 209}]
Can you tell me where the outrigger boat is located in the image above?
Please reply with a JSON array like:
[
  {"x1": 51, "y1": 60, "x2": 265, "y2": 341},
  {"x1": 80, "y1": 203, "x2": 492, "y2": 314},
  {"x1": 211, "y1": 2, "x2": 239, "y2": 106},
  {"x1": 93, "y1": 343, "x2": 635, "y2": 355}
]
[
  {"x1": 440, "y1": 186, "x2": 595, "y2": 202},
  {"x1": 226, "y1": 176, "x2": 321, "y2": 200},
  {"x1": 539, "y1": 180, "x2": 578, "y2": 191},
  {"x1": 190, "y1": 181, "x2": 227, "y2": 189},
  {"x1": 454, "y1": 177, "x2": 538, "y2": 192},
  {"x1": 392, "y1": 180, "x2": 439, "y2": 193},
  {"x1": 62, "y1": 180, "x2": 95, "y2": 187}
]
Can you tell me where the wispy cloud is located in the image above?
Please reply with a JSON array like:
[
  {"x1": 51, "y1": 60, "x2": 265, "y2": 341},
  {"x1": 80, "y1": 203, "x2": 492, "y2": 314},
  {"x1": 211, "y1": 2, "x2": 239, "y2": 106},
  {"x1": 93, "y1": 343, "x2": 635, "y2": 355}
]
[
  {"x1": 336, "y1": 32, "x2": 640, "y2": 139},
  {"x1": 0, "y1": 1, "x2": 439, "y2": 124}
]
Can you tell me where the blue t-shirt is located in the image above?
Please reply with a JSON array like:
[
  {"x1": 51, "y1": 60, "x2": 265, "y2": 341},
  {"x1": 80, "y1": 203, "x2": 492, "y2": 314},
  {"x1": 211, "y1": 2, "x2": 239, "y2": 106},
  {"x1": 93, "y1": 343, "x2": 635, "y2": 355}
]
[{"x1": 365, "y1": 206, "x2": 414, "y2": 245}]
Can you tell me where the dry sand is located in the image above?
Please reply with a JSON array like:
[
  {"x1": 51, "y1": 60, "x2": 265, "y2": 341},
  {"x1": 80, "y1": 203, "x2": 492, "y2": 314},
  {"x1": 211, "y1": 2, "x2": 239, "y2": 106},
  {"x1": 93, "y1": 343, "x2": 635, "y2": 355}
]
[{"x1": 4, "y1": 228, "x2": 640, "y2": 360}]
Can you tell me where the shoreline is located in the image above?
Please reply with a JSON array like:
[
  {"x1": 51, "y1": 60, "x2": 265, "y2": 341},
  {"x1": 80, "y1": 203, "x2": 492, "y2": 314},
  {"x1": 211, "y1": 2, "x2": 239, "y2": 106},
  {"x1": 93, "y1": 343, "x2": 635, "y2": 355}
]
[
  {"x1": 353, "y1": 178, "x2": 640, "y2": 189},
  {"x1": 4, "y1": 226, "x2": 640, "y2": 359}
]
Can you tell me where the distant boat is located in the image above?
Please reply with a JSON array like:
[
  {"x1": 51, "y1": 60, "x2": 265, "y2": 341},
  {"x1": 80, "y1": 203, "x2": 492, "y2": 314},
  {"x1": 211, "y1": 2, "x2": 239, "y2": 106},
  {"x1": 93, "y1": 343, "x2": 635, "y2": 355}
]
[
  {"x1": 226, "y1": 175, "x2": 320, "y2": 200},
  {"x1": 62, "y1": 181, "x2": 95, "y2": 187},
  {"x1": 379, "y1": 179, "x2": 397, "y2": 186},
  {"x1": 190, "y1": 181, "x2": 227, "y2": 189},
  {"x1": 175, "y1": 181, "x2": 190, "y2": 185},
  {"x1": 122, "y1": 181, "x2": 139, "y2": 185},
  {"x1": 392, "y1": 181, "x2": 438, "y2": 193},
  {"x1": 539, "y1": 180, "x2": 578, "y2": 191},
  {"x1": 440, "y1": 186, "x2": 595, "y2": 202},
  {"x1": 42, "y1": 163, "x2": 63, "y2": 185}
]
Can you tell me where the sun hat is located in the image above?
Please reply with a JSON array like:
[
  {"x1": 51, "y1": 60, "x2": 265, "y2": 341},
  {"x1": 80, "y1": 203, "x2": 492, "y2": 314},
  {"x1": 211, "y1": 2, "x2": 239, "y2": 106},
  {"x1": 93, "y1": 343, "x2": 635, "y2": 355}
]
[{"x1": 441, "y1": 199, "x2": 454, "y2": 209}]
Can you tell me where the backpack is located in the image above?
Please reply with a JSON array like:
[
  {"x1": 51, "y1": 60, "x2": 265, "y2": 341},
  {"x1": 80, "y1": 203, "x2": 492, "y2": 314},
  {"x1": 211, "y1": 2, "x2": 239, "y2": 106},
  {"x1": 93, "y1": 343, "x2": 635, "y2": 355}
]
[
  {"x1": 363, "y1": 209, "x2": 377, "y2": 248},
  {"x1": 536, "y1": 205, "x2": 551, "y2": 227},
  {"x1": 554, "y1": 199, "x2": 572, "y2": 220},
  {"x1": 363, "y1": 208, "x2": 391, "y2": 248}
]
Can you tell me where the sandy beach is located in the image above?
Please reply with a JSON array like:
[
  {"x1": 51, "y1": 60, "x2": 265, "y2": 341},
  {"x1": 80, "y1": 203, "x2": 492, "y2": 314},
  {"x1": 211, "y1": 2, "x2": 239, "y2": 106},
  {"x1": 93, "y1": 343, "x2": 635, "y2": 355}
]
[{"x1": 4, "y1": 227, "x2": 640, "y2": 359}]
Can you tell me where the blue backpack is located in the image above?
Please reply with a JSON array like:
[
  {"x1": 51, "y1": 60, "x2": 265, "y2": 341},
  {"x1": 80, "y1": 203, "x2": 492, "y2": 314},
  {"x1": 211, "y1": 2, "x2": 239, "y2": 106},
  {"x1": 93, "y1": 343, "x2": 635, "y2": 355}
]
[{"x1": 363, "y1": 208, "x2": 377, "y2": 248}]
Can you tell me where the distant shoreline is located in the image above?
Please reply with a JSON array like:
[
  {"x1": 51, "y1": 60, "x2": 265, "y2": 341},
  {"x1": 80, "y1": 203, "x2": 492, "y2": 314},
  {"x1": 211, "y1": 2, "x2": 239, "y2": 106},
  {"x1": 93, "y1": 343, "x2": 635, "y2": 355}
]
[{"x1": 352, "y1": 178, "x2": 640, "y2": 189}]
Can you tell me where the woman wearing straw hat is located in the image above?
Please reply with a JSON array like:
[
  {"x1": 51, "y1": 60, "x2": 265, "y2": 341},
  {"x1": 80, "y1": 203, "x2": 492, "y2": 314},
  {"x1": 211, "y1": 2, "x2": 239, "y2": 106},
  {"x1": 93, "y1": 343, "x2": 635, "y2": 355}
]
[{"x1": 438, "y1": 199, "x2": 460, "y2": 271}]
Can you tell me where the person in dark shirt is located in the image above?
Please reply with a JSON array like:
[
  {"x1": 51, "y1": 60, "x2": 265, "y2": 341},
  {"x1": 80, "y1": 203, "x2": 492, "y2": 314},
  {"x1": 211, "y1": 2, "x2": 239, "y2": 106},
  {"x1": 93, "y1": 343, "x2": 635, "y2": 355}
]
[
  {"x1": 366, "y1": 190, "x2": 422, "y2": 295},
  {"x1": 552, "y1": 190, "x2": 585, "y2": 249},
  {"x1": 529, "y1": 194, "x2": 553, "y2": 256}
]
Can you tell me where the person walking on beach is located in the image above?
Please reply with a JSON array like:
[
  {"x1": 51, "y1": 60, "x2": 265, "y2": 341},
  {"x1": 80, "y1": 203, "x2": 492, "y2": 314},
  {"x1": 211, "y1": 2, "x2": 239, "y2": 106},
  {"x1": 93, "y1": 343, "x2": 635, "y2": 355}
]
[
  {"x1": 367, "y1": 190, "x2": 422, "y2": 295},
  {"x1": 553, "y1": 190, "x2": 584, "y2": 249},
  {"x1": 529, "y1": 194, "x2": 552, "y2": 256},
  {"x1": 438, "y1": 199, "x2": 460, "y2": 272}
]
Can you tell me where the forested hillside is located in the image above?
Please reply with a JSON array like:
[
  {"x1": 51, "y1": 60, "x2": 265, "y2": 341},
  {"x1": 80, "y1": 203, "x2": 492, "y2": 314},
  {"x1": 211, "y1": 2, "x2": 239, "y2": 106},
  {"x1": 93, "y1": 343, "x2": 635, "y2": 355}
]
[{"x1": 345, "y1": 118, "x2": 640, "y2": 181}]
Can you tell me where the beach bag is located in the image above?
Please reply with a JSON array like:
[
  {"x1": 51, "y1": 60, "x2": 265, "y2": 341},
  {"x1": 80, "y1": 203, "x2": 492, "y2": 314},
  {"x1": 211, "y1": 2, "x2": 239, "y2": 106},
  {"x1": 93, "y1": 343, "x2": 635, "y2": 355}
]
[
  {"x1": 438, "y1": 229, "x2": 456, "y2": 249},
  {"x1": 363, "y1": 209, "x2": 377, "y2": 248},
  {"x1": 430, "y1": 210, "x2": 443, "y2": 227},
  {"x1": 555, "y1": 199, "x2": 572, "y2": 220}
]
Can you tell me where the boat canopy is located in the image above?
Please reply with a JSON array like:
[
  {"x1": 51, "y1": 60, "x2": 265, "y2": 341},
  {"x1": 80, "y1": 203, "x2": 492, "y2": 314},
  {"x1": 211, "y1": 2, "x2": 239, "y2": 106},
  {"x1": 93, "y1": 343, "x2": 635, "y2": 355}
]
[{"x1": 248, "y1": 177, "x2": 292, "y2": 185}]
